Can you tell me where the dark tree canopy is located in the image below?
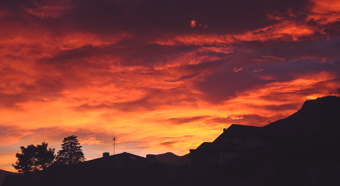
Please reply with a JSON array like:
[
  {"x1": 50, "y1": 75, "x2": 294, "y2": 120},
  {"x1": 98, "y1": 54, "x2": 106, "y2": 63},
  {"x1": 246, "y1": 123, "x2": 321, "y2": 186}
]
[
  {"x1": 329, "y1": 88, "x2": 340, "y2": 96},
  {"x1": 12, "y1": 142, "x2": 55, "y2": 174},
  {"x1": 56, "y1": 135, "x2": 85, "y2": 165}
]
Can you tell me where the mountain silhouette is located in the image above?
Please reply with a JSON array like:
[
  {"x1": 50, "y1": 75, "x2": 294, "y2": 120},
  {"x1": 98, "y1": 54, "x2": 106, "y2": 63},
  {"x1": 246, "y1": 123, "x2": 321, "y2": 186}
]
[
  {"x1": 188, "y1": 96, "x2": 340, "y2": 186},
  {"x1": 265, "y1": 96, "x2": 340, "y2": 139}
]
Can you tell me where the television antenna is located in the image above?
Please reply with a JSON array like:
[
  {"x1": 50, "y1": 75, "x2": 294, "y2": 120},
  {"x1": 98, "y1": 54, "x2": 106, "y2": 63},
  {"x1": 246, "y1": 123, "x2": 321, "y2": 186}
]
[{"x1": 113, "y1": 137, "x2": 116, "y2": 155}]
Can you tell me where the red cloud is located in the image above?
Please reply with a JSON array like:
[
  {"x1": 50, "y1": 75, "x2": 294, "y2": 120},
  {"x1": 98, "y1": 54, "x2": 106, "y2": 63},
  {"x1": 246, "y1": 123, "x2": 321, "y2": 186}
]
[
  {"x1": 190, "y1": 20, "x2": 196, "y2": 28},
  {"x1": 308, "y1": 0, "x2": 340, "y2": 25},
  {"x1": 24, "y1": 0, "x2": 72, "y2": 19}
]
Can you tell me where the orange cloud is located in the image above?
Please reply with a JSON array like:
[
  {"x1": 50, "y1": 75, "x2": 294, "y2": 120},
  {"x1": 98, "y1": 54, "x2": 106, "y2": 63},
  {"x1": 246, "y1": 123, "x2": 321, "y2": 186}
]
[
  {"x1": 267, "y1": 14, "x2": 285, "y2": 21},
  {"x1": 225, "y1": 71, "x2": 337, "y2": 117},
  {"x1": 308, "y1": 0, "x2": 340, "y2": 25},
  {"x1": 79, "y1": 137, "x2": 103, "y2": 145},
  {"x1": 190, "y1": 20, "x2": 196, "y2": 28},
  {"x1": 233, "y1": 67, "x2": 244, "y2": 72},
  {"x1": 235, "y1": 21, "x2": 317, "y2": 42},
  {"x1": 156, "y1": 20, "x2": 318, "y2": 47},
  {"x1": 0, "y1": 136, "x2": 20, "y2": 146}
]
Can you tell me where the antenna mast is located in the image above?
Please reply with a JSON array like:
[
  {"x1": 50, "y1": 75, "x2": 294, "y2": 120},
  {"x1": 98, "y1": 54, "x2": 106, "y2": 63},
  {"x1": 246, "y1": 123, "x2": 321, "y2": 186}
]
[{"x1": 113, "y1": 137, "x2": 116, "y2": 155}]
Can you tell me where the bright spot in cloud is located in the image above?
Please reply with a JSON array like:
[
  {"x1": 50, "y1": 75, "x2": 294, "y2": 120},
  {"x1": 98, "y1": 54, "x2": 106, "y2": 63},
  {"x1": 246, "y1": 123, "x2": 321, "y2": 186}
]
[
  {"x1": 79, "y1": 137, "x2": 103, "y2": 145},
  {"x1": 190, "y1": 20, "x2": 196, "y2": 28},
  {"x1": 233, "y1": 67, "x2": 244, "y2": 72}
]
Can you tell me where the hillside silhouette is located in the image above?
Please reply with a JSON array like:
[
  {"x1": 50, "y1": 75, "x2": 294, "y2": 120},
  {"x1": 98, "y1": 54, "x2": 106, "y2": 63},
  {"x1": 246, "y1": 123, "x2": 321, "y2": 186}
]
[
  {"x1": 188, "y1": 96, "x2": 340, "y2": 186},
  {"x1": 0, "y1": 170, "x2": 21, "y2": 186},
  {"x1": 265, "y1": 96, "x2": 340, "y2": 138},
  {"x1": 3, "y1": 96, "x2": 340, "y2": 186}
]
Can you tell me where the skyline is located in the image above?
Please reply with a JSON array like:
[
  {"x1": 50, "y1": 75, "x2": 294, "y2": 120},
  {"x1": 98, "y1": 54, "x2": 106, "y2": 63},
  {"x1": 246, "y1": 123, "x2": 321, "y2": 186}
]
[{"x1": 1, "y1": 0, "x2": 340, "y2": 172}]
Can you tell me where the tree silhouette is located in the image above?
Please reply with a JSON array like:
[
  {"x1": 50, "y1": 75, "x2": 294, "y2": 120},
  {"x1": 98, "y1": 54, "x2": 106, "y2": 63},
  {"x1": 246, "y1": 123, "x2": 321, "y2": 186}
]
[
  {"x1": 36, "y1": 143, "x2": 56, "y2": 170},
  {"x1": 12, "y1": 142, "x2": 55, "y2": 174},
  {"x1": 329, "y1": 88, "x2": 340, "y2": 96},
  {"x1": 56, "y1": 135, "x2": 85, "y2": 165}
]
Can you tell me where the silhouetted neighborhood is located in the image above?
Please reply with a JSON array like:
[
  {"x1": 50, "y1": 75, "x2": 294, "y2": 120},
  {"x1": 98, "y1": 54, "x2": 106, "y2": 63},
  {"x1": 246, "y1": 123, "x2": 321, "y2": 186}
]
[{"x1": 2, "y1": 96, "x2": 340, "y2": 186}]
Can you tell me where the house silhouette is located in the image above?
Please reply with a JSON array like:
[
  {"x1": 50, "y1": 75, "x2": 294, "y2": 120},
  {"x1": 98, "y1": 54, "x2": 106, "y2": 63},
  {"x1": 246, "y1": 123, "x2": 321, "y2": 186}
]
[{"x1": 3, "y1": 152, "x2": 177, "y2": 186}]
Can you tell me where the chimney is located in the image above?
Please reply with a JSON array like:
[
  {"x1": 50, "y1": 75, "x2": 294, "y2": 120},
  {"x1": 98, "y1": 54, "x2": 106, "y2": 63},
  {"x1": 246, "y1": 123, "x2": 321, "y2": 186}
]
[
  {"x1": 146, "y1": 154, "x2": 156, "y2": 164},
  {"x1": 103, "y1": 152, "x2": 110, "y2": 158}
]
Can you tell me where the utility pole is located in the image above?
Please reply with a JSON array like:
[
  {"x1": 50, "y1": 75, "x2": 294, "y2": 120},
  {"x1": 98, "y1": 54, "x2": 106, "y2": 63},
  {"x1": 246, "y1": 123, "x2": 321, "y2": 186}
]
[{"x1": 113, "y1": 137, "x2": 116, "y2": 155}]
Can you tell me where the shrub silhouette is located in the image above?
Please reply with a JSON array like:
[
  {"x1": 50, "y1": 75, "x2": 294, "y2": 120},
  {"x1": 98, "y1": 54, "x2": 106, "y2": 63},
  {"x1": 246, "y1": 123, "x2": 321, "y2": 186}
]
[{"x1": 13, "y1": 142, "x2": 55, "y2": 174}]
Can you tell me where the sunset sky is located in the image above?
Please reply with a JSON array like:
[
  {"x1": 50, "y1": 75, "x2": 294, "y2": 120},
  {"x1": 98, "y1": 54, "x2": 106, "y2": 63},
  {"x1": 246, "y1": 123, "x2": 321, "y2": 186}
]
[{"x1": 1, "y1": 0, "x2": 340, "y2": 172}]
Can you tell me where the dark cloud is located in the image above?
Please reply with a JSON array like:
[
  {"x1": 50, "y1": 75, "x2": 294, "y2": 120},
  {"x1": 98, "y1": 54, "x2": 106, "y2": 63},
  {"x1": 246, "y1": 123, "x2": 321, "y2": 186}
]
[
  {"x1": 38, "y1": 42, "x2": 202, "y2": 68},
  {"x1": 0, "y1": 75, "x2": 65, "y2": 108},
  {"x1": 165, "y1": 73, "x2": 200, "y2": 82},
  {"x1": 1, "y1": 0, "x2": 310, "y2": 35},
  {"x1": 160, "y1": 141, "x2": 179, "y2": 147},
  {"x1": 262, "y1": 103, "x2": 302, "y2": 112},
  {"x1": 196, "y1": 68, "x2": 272, "y2": 103},
  {"x1": 208, "y1": 114, "x2": 282, "y2": 126},
  {"x1": 74, "y1": 0, "x2": 310, "y2": 35},
  {"x1": 0, "y1": 125, "x2": 24, "y2": 139},
  {"x1": 258, "y1": 78, "x2": 340, "y2": 104},
  {"x1": 75, "y1": 99, "x2": 155, "y2": 112},
  {"x1": 238, "y1": 37, "x2": 340, "y2": 64},
  {"x1": 39, "y1": 45, "x2": 100, "y2": 64},
  {"x1": 0, "y1": 93, "x2": 28, "y2": 109},
  {"x1": 301, "y1": 79, "x2": 340, "y2": 94},
  {"x1": 74, "y1": 87, "x2": 199, "y2": 112},
  {"x1": 186, "y1": 37, "x2": 340, "y2": 105},
  {"x1": 166, "y1": 116, "x2": 209, "y2": 125},
  {"x1": 2, "y1": 125, "x2": 116, "y2": 147}
]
